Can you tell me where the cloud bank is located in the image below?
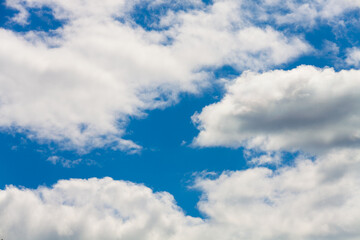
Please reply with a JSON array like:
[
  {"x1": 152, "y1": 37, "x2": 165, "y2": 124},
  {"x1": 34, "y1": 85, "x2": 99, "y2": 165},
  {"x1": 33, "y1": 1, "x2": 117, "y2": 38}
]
[
  {"x1": 1, "y1": 150, "x2": 360, "y2": 239},
  {"x1": 193, "y1": 65, "x2": 360, "y2": 155}
]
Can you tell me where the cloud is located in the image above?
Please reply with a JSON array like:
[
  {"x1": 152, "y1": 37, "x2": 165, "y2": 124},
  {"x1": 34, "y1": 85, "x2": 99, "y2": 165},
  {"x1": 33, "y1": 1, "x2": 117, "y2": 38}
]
[
  {"x1": 0, "y1": 177, "x2": 202, "y2": 240},
  {"x1": 246, "y1": 0, "x2": 360, "y2": 26},
  {"x1": 193, "y1": 65, "x2": 360, "y2": 155},
  {"x1": 5, "y1": 0, "x2": 138, "y2": 23},
  {"x1": 0, "y1": 0, "x2": 309, "y2": 151},
  {"x1": 1, "y1": 150, "x2": 360, "y2": 239},
  {"x1": 194, "y1": 149, "x2": 360, "y2": 240},
  {"x1": 47, "y1": 156, "x2": 82, "y2": 168},
  {"x1": 346, "y1": 47, "x2": 360, "y2": 67},
  {"x1": 8, "y1": 0, "x2": 360, "y2": 27}
]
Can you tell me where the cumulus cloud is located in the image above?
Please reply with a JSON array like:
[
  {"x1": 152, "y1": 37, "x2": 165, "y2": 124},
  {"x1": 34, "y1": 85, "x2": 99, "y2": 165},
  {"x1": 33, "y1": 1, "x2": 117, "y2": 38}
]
[
  {"x1": 0, "y1": 0, "x2": 309, "y2": 151},
  {"x1": 0, "y1": 177, "x2": 202, "y2": 240},
  {"x1": 193, "y1": 65, "x2": 360, "y2": 155},
  {"x1": 194, "y1": 149, "x2": 360, "y2": 240},
  {"x1": 1, "y1": 150, "x2": 360, "y2": 239}
]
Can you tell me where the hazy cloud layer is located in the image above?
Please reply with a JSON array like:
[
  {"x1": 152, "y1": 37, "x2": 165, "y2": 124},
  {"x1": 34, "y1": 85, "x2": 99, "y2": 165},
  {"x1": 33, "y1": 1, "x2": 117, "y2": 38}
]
[
  {"x1": 1, "y1": 150, "x2": 360, "y2": 239},
  {"x1": 193, "y1": 65, "x2": 360, "y2": 155},
  {"x1": 0, "y1": 0, "x2": 309, "y2": 151}
]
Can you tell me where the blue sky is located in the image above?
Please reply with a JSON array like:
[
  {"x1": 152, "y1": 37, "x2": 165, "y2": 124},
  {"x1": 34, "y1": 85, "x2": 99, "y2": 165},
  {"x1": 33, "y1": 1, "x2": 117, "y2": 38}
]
[
  {"x1": 1, "y1": 0, "x2": 360, "y2": 239},
  {"x1": 0, "y1": 91, "x2": 248, "y2": 217}
]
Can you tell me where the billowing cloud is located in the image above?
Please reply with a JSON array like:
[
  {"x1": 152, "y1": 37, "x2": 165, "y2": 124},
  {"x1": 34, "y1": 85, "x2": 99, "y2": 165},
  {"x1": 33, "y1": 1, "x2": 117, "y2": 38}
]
[
  {"x1": 1, "y1": 150, "x2": 360, "y2": 239},
  {"x1": 0, "y1": 0, "x2": 309, "y2": 151},
  {"x1": 0, "y1": 177, "x2": 202, "y2": 240},
  {"x1": 194, "y1": 149, "x2": 360, "y2": 240},
  {"x1": 193, "y1": 65, "x2": 360, "y2": 155}
]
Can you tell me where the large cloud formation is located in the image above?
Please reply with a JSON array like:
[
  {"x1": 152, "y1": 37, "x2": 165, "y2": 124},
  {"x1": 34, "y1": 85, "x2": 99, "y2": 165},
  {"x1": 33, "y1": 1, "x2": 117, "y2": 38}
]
[
  {"x1": 2, "y1": 1, "x2": 360, "y2": 239},
  {"x1": 0, "y1": 0, "x2": 309, "y2": 151},
  {"x1": 1, "y1": 150, "x2": 360, "y2": 239},
  {"x1": 193, "y1": 65, "x2": 360, "y2": 155}
]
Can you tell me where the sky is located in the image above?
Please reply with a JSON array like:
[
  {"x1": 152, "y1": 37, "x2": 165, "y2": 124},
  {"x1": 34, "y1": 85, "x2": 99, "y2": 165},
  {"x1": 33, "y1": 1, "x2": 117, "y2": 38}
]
[{"x1": 1, "y1": 0, "x2": 360, "y2": 239}]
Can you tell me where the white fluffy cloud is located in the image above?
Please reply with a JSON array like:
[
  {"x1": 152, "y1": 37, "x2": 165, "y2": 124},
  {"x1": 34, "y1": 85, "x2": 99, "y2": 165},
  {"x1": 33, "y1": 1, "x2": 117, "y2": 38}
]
[
  {"x1": 194, "y1": 149, "x2": 360, "y2": 240},
  {"x1": 193, "y1": 65, "x2": 360, "y2": 155},
  {"x1": 1, "y1": 150, "x2": 360, "y2": 239},
  {"x1": 0, "y1": 177, "x2": 202, "y2": 240},
  {"x1": 0, "y1": 0, "x2": 309, "y2": 151}
]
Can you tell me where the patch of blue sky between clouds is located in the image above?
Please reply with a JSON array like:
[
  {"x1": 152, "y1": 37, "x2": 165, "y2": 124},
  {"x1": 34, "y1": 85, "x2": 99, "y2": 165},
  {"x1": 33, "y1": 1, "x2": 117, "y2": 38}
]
[
  {"x1": 0, "y1": 88, "x2": 247, "y2": 217},
  {"x1": 0, "y1": 2, "x2": 64, "y2": 32},
  {"x1": 283, "y1": 9, "x2": 360, "y2": 70}
]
